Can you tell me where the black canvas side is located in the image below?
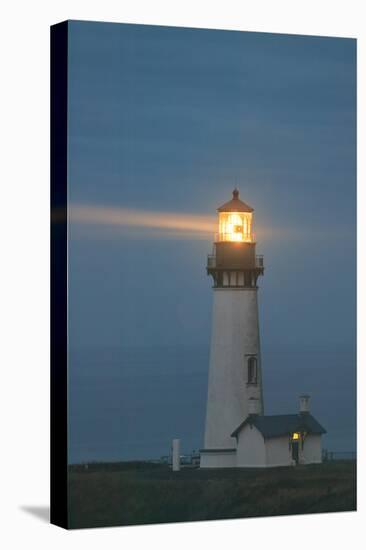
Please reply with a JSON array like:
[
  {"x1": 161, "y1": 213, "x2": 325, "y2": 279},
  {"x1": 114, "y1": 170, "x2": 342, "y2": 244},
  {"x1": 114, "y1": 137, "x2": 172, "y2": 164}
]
[{"x1": 50, "y1": 20, "x2": 69, "y2": 529}]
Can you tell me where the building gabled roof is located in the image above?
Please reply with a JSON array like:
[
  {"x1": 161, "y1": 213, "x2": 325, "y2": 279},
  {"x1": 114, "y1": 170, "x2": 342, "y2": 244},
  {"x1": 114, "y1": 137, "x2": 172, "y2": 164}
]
[
  {"x1": 231, "y1": 413, "x2": 327, "y2": 439},
  {"x1": 217, "y1": 189, "x2": 254, "y2": 213}
]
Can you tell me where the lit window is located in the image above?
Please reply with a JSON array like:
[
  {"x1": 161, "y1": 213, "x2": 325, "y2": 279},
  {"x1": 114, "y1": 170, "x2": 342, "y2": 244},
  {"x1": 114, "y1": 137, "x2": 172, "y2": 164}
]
[{"x1": 218, "y1": 212, "x2": 253, "y2": 242}]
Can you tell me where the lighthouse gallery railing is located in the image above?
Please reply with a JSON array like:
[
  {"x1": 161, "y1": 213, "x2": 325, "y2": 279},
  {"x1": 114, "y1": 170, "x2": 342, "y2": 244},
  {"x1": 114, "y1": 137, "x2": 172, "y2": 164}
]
[{"x1": 207, "y1": 254, "x2": 264, "y2": 269}]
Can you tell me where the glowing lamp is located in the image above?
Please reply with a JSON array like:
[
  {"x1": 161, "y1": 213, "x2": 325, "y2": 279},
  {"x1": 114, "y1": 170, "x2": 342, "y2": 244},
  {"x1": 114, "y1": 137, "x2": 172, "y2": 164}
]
[
  {"x1": 217, "y1": 189, "x2": 254, "y2": 242},
  {"x1": 292, "y1": 432, "x2": 300, "y2": 441}
]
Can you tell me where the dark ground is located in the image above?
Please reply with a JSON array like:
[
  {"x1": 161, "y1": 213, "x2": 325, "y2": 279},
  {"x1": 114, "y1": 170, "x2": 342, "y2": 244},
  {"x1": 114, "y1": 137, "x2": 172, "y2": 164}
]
[{"x1": 68, "y1": 460, "x2": 356, "y2": 529}]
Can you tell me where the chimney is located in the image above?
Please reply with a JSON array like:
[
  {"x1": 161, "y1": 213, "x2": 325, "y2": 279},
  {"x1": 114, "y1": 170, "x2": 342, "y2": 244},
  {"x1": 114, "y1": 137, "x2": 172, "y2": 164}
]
[
  {"x1": 299, "y1": 394, "x2": 310, "y2": 414},
  {"x1": 248, "y1": 397, "x2": 260, "y2": 416}
]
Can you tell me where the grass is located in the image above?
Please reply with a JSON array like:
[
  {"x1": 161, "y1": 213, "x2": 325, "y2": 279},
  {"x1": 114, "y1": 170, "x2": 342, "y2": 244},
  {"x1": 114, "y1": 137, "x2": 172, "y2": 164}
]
[{"x1": 68, "y1": 460, "x2": 356, "y2": 529}]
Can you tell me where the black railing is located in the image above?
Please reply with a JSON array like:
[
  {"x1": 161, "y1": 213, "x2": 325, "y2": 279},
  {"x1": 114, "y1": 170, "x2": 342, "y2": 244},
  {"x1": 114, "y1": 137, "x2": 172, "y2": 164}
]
[
  {"x1": 207, "y1": 255, "x2": 216, "y2": 268},
  {"x1": 322, "y1": 450, "x2": 356, "y2": 461},
  {"x1": 206, "y1": 255, "x2": 264, "y2": 269},
  {"x1": 256, "y1": 255, "x2": 264, "y2": 268}
]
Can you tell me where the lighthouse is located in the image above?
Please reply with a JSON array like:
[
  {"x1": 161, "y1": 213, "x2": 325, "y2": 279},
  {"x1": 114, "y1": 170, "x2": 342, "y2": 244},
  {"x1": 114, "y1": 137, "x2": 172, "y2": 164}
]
[
  {"x1": 199, "y1": 189, "x2": 326, "y2": 468},
  {"x1": 200, "y1": 189, "x2": 265, "y2": 468}
]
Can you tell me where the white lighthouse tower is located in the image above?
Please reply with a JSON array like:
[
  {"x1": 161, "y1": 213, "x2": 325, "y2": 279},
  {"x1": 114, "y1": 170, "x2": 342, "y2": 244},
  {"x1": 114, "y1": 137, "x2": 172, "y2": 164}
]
[{"x1": 200, "y1": 189, "x2": 265, "y2": 468}]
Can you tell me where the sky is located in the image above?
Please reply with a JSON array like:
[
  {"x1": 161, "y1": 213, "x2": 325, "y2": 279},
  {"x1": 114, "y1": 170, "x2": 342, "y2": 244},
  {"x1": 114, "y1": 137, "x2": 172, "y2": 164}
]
[{"x1": 66, "y1": 21, "x2": 356, "y2": 463}]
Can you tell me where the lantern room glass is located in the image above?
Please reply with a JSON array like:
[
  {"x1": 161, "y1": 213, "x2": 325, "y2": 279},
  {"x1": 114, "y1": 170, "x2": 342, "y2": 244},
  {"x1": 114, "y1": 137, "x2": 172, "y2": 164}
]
[{"x1": 218, "y1": 211, "x2": 253, "y2": 242}]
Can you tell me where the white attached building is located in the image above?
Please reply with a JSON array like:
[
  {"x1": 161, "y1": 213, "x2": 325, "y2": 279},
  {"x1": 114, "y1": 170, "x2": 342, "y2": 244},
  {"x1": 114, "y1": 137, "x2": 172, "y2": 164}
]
[{"x1": 231, "y1": 396, "x2": 326, "y2": 468}]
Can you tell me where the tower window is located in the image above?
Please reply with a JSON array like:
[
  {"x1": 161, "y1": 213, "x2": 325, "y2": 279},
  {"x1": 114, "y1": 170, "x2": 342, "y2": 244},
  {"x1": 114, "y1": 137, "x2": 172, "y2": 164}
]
[{"x1": 247, "y1": 356, "x2": 257, "y2": 384}]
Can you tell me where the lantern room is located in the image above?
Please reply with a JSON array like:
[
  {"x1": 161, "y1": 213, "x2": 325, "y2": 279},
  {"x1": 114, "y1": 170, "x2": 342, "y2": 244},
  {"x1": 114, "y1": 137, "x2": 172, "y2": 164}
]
[{"x1": 217, "y1": 189, "x2": 254, "y2": 243}]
